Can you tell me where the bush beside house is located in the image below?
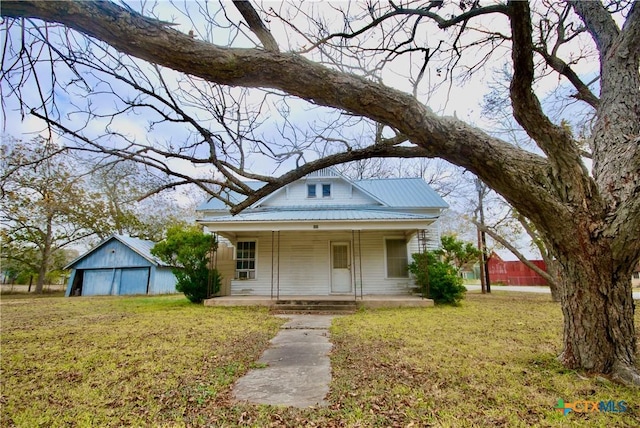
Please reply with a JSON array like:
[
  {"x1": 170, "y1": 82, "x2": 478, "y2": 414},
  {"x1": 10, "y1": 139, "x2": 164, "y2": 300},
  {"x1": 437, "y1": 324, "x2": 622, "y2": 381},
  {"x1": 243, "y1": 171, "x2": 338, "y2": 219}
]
[
  {"x1": 409, "y1": 251, "x2": 466, "y2": 305},
  {"x1": 151, "y1": 226, "x2": 221, "y2": 303}
]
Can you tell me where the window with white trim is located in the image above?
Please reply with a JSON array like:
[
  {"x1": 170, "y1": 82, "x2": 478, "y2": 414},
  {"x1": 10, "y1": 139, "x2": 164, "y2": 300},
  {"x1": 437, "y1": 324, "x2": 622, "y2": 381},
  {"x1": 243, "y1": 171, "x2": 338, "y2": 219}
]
[
  {"x1": 322, "y1": 184, "x2": 331, "y2": 197},
  {"x1": 236, "y1": 241, "x2": 256, "y2": 279},
  {"x1": 307, "y1": 184, "x2": 316, "y2": 198},
  {"x1": 385, "y1": 238, "x2": 409, "y2": 278}
]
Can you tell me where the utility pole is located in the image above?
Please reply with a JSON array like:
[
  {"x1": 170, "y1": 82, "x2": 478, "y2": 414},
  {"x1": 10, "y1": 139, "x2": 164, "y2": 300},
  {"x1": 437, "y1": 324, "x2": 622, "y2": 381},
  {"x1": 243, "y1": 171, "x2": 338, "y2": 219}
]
[
  {"x1": 477, "y1": 226, "x2": 486, "y2": 293},
  {"x1": 475, "y1": 178, "x2": 491, "y2": 293}
]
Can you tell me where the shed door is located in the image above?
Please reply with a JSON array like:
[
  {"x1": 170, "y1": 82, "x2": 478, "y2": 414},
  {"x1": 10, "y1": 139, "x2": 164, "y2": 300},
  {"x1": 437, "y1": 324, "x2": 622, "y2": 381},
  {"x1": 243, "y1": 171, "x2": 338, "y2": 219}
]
[
  {"x1": 331, "y1": 242, "x2": 352, "y2": 293},
  {"x1": 119, "y1": 268, "x2": 150, "y2": 295},
  {"x1": 82, "y1": 269, "x2": 115, "y2": 296}
]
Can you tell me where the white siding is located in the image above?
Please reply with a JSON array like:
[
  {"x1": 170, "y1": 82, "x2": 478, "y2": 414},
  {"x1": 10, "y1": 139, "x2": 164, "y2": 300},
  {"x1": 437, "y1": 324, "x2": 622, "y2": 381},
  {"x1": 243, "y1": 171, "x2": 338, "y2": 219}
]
[
  {"x1": 426, "y1": 220, "x2": 442, "y2": 251},
  {"x1": 228, "y1": 230, "x2": 424, "y2": 296},
  {"x1": 230, "y1": 231, "x2": 336, "y2": 295},
  {"x1": 406, "y1": 223, "x2": 441, "y2": 253},
  {"x1": 259, "y1": 178, "x2": 379, "y2": 208},
  {"x1": 357, "y1": 232, "x2": 413, "y2": 294}
]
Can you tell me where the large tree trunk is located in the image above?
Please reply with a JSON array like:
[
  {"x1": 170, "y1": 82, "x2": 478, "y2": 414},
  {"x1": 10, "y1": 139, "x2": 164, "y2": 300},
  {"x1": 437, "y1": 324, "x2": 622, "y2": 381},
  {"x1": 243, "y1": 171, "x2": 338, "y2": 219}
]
[
  {"x1": 35, "y1": 217, "x2": 54, "y2": 294},
  {"x1": 556, "y1": 245, "x2": 639, "y2": 385},
  {"x1": 546, "y1": 261, "x2": 560, "y2": 303},
  {"x1": 35, "y1": 254, "x2": 48, "y2": 294}
]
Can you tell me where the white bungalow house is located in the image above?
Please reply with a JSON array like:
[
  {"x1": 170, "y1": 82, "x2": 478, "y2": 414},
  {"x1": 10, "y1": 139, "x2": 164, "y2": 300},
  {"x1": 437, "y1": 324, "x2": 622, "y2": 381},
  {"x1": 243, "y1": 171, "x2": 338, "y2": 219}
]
[{"x1": 196, "y1": 168, "x2": 448, "y2": 298}]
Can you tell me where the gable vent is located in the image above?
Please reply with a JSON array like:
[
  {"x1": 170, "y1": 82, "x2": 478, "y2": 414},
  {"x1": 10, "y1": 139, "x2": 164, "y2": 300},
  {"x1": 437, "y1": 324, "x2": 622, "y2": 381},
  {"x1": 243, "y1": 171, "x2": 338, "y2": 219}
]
[{"x1": 306, "y1": 167, "x2": 339, "y2": 178}]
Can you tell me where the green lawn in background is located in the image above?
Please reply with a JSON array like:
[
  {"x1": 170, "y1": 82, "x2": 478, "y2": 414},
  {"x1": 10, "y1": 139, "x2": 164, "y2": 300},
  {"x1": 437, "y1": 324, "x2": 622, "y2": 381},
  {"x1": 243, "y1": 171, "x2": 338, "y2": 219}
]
[{"x1": 1, "y1": 292, "x2": 638, "y2": 427}]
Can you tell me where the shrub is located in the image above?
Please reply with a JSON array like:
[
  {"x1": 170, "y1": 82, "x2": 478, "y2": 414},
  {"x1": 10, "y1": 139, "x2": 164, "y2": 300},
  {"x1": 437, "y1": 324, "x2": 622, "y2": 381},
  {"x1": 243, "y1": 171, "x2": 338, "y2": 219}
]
[
  {"x1": 409, "y1": 252, "x2": 466, "y2": 305},
  {"x1": 151, "y1": 226, "x2": 221, "y2": 303}
]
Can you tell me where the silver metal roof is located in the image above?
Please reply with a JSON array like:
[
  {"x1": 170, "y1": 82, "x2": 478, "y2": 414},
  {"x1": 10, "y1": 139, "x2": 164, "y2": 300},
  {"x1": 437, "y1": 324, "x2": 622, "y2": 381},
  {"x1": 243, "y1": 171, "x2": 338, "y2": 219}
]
[
  {"x1": 64, "y1": 235, "x2": 169, "y2": 269},
  {"x1": 115, "y1": 235, "x2": 168, "y2": 266},
  {"x1": 199, "y1": 209, "x2": 438, "y2": 223},
  {"x1": 197, "y1": 176, "x2": 448, "y2": 211},
  {"x1": 355, "y1": 178, "x2": 449, "y2": 208}
]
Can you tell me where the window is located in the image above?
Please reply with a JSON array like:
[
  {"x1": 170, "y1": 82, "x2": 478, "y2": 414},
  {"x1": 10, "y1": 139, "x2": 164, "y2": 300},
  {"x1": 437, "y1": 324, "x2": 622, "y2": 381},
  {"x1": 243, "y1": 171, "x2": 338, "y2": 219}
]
[
  {"x1": 332, "y1": 244, "x2": 349, "y2": 269},
  {"x1": 322, "y1": 184, "x2": 331, "y2": 197},
  {"x1": 386, "y1": 239, "x2": 408, "y2": 278},
  {"x1": 634, "y1": 272, "x2": 640, "y2": 280},
  {"x1": 236, "y1": 241, "x2": 256, "y2": 279},
  {"x1": 307, "y1": 184, "x2": 316, "y2": 198}
]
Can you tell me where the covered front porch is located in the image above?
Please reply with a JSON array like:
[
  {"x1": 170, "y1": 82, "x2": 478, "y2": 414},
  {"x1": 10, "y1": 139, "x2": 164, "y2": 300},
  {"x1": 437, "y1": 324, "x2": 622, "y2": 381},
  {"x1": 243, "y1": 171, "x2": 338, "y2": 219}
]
[
  {"x1": 207, "y1": 227, "x2": 438, "y2": 298},
  {"x1": 204, "y1": 294, "x2": 434, "y2": 308}
]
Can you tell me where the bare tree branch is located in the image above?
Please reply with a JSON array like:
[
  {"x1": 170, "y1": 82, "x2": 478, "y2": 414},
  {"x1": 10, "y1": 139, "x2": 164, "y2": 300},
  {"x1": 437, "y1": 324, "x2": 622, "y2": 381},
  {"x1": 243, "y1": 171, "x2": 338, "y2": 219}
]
[
  {"x1": 232, "y1": 1, "x2": 279, "y2": 52},
  {"x1": 0, "y1": 0, "x2": 587, "y2": 255},
  {"x1": 299, "y1": 2, "x2": 508, "y2": 54},
  {"x1": 619, "y1": 1, "x2": 640, "y2": 57},
  {"x1": 231, "y1": 144, "x2": 430, "y2": 214},
  {"x1": 470, "y1": 217, "x2": 557, "y2": 287},
  {"x1": 508, "y1": 0, "x2": 600, "y2": 217},
  {"x1": 509, "y1": 2, "x2": 578, "y2": 155},
  {"x1": 569, "y1": 0, "x2": 620, "y2": 56},
  {"x1": 533, "y1": 47, "x2": 599, "y2": 108}
]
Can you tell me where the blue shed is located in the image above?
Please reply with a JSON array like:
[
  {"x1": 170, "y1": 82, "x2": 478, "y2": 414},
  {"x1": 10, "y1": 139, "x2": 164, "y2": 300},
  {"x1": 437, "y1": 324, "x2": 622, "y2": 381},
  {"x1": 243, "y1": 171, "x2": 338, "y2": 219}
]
[{"x1": 65, "y1": 235, "x2": 178, "y2": 297}]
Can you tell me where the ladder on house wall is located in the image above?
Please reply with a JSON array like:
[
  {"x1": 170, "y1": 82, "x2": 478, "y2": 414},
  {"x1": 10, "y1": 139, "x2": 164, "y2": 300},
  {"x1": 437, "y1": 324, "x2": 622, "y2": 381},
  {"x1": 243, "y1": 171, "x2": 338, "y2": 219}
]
[{"x1": 417, "y1": 229, "x2": 435, "y2": 253}]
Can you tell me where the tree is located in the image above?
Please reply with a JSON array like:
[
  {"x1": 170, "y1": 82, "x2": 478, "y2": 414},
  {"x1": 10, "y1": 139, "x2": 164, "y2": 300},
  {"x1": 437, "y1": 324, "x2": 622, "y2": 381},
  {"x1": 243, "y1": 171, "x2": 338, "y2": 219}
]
[
  {"x1": 435, "y1": 235, "x2": 482, "y2": 274},
  {"x1": 0, "y1": 233, "x2": 77, "y2": 285},
  {"x1": 2, "y1": 1, "x2": 639, "y2": 384},
  {"x1": 408, "y1": 234, "x2": 478, "y2": 305},
  {"x1": 471, "y1": 208, "x2": 562, "y2": 300},
  {"x1": 87, "y1": 161, "x2": 194, "y2": 242},
  {"x1": 151, "y1": 225, "x2": 219, "y2": 303},
  {"x1": 409, "y1": 251, "x2": 467, "y2": 305},
  {"x1": 0, "y1": 137, "x2": 105, "y2": 293},
  {"x1": 87, "y1": 162, "x2": 151, "y2": 240},
  {"x1": 1, "y1": 137, "x2": 188, "y2": 290},
  {"x1": 0, "y1": 236, "x2": 40, "y2": 284}
]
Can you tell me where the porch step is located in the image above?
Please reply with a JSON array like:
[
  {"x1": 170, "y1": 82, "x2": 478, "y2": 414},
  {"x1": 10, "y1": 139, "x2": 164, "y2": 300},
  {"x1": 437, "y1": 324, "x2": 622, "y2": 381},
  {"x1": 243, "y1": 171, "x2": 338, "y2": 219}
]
[{"x1": 273, "y1": 300, "x2": 357, "y2": 314}]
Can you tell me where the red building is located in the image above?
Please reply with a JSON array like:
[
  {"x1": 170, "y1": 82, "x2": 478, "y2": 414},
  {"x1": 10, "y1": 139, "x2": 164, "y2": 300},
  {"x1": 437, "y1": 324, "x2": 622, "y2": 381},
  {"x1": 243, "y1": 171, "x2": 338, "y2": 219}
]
[{"x1": 487, "y1": 251, "x2": 548, "y2": 286}]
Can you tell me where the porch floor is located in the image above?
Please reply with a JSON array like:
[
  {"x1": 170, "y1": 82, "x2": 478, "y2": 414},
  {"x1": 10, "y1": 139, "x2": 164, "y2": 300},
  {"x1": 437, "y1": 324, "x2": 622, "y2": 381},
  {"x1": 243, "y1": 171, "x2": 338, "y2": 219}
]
[{"x1": 204, "y1": 294, "x2": 434, "y2": 308}]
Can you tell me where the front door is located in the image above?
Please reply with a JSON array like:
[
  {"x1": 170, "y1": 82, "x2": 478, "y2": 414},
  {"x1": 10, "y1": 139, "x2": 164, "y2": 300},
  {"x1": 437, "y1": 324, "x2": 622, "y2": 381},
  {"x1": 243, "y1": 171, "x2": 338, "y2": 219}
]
[{"x1": 331, "y1": 242, "x2": 352, "y2": 293}]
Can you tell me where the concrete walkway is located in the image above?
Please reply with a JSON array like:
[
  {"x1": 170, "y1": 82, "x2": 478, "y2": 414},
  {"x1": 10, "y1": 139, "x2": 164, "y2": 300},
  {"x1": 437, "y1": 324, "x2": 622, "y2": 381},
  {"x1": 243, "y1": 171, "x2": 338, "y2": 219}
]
[{"x1": 232, "y1": 314, "x2": 336, "y2": 408}]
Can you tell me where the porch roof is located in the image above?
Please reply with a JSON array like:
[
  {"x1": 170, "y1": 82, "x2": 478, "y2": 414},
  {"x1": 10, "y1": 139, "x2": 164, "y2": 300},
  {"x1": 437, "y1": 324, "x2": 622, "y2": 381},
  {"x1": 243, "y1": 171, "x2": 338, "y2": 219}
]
[
  {"x1": 197, "y1": 208, "x2": 437, "y2": 232},
  {"x1": 200, "y1": 208, "x2": 437, "y2": 222}
]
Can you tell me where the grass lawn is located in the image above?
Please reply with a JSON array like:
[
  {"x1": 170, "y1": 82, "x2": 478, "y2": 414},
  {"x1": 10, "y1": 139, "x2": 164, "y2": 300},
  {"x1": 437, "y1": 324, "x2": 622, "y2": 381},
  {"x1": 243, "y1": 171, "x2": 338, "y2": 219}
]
[{"x1": 1, "y1": 292, "x2": 639, "y2": 427}]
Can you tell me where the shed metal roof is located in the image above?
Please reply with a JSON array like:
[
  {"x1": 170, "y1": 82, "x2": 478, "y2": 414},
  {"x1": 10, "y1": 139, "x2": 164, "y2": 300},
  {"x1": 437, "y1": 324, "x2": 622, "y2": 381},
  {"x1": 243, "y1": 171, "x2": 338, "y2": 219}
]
[
  {"x1": 65, "y1": 235, "x2": 169, "y2": 269},
  {"x1": 115, "y1": 235, "x2": 168, "y2": 266}
]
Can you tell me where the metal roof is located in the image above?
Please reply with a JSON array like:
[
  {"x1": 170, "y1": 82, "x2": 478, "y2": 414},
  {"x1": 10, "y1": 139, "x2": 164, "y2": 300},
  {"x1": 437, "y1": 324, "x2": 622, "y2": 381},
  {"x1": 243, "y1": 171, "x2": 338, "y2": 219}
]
[
  {"x1": 199, "y1": 208, "x2": 438, "y2": 223},
  {"x1": 115, "y1": 235, "x2": 168, "y2": 266},
  {"x1": 355, "y1": 178, "x2": 449, "y2": 208},
  {"x1": 197, "y1": 177, "x2": 448, "y2": 211},
  {"x1": 64, "y1": 234, "x2": 169, "y2": 269}
]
